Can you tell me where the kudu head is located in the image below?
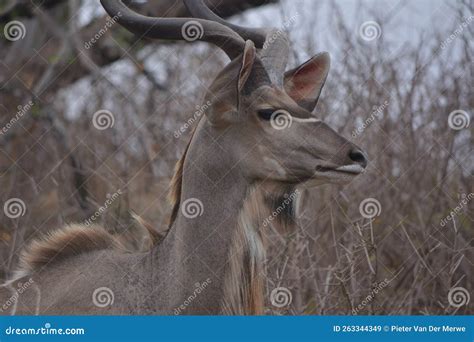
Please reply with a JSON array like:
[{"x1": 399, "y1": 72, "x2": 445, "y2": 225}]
[{"x1": 101, "y1": 0, "x2": 368, "y2": 187}]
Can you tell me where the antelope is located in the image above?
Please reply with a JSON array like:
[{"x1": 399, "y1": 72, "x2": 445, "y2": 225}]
[{"x1": 0, "y1": 0, "x2": 367, "y2": 315}]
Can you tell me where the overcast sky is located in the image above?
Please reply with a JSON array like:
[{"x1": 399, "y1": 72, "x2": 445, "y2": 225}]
[{"x1": 63, "y1": 0, "x2": 468, "y2": 120}]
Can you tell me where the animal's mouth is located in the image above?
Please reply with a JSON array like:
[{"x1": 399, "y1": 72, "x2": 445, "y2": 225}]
[
  {"x1": 315, "y1": 164, "x2": 366, "y2": 176},
  {"x1": 301, "y1": 163, "x2": 366, "y2": 188},
  {"x1": 334, "y1": 164, "x2": 366, "y2": 175}
]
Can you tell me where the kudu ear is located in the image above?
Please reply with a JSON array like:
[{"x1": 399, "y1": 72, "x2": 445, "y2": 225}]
[
  {"x1": 284, "y1": 52, "x2": 330, "y2": 113},
  {"x1": 205, "y1": 40, "x2": 257, "y2": 125}
]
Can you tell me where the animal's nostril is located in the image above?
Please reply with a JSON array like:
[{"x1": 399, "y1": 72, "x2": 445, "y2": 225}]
[{"x1": 349, "y1": 149, "x2": 368, "y2": 168}]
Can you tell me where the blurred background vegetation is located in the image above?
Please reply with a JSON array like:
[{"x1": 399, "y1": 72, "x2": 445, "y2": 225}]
[{"x1": 0, "y1": 0, "x2": 472, "y2": 314}]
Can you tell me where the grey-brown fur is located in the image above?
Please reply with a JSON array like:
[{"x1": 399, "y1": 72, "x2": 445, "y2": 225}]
[{"x1": 1, "y1": 1, "x2": 368, "y2": 315}]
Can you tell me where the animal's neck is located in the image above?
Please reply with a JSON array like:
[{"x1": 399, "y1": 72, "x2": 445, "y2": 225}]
[
  {"x1": 151, "y1": 122, "x2": 249, "y2": 314},
  {"x1": 152, "y1": 122, "x2": 299, "y2": 314}
]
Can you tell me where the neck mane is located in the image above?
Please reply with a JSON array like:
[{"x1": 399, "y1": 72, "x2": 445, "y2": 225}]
[{"x1": 222, "y1": 184, "x2": 299, "y2": 314}]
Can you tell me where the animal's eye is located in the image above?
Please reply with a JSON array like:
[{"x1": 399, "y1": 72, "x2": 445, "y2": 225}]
[{"x1": 257, "y1": 109, "x2": 277, "y2": 121}]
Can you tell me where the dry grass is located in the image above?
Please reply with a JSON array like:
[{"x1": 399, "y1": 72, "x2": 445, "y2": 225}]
[{"x1": 0, "y1": 0, "x2": 472, "y2": 315}]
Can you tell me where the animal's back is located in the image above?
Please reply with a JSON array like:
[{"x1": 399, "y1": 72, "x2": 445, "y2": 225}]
[
  {"x1": 6, "y1": 250, "x2": 151, "y2": 315},
  {"x1": 1, "y1": 216, "x2": 160, "y2": 315}
]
